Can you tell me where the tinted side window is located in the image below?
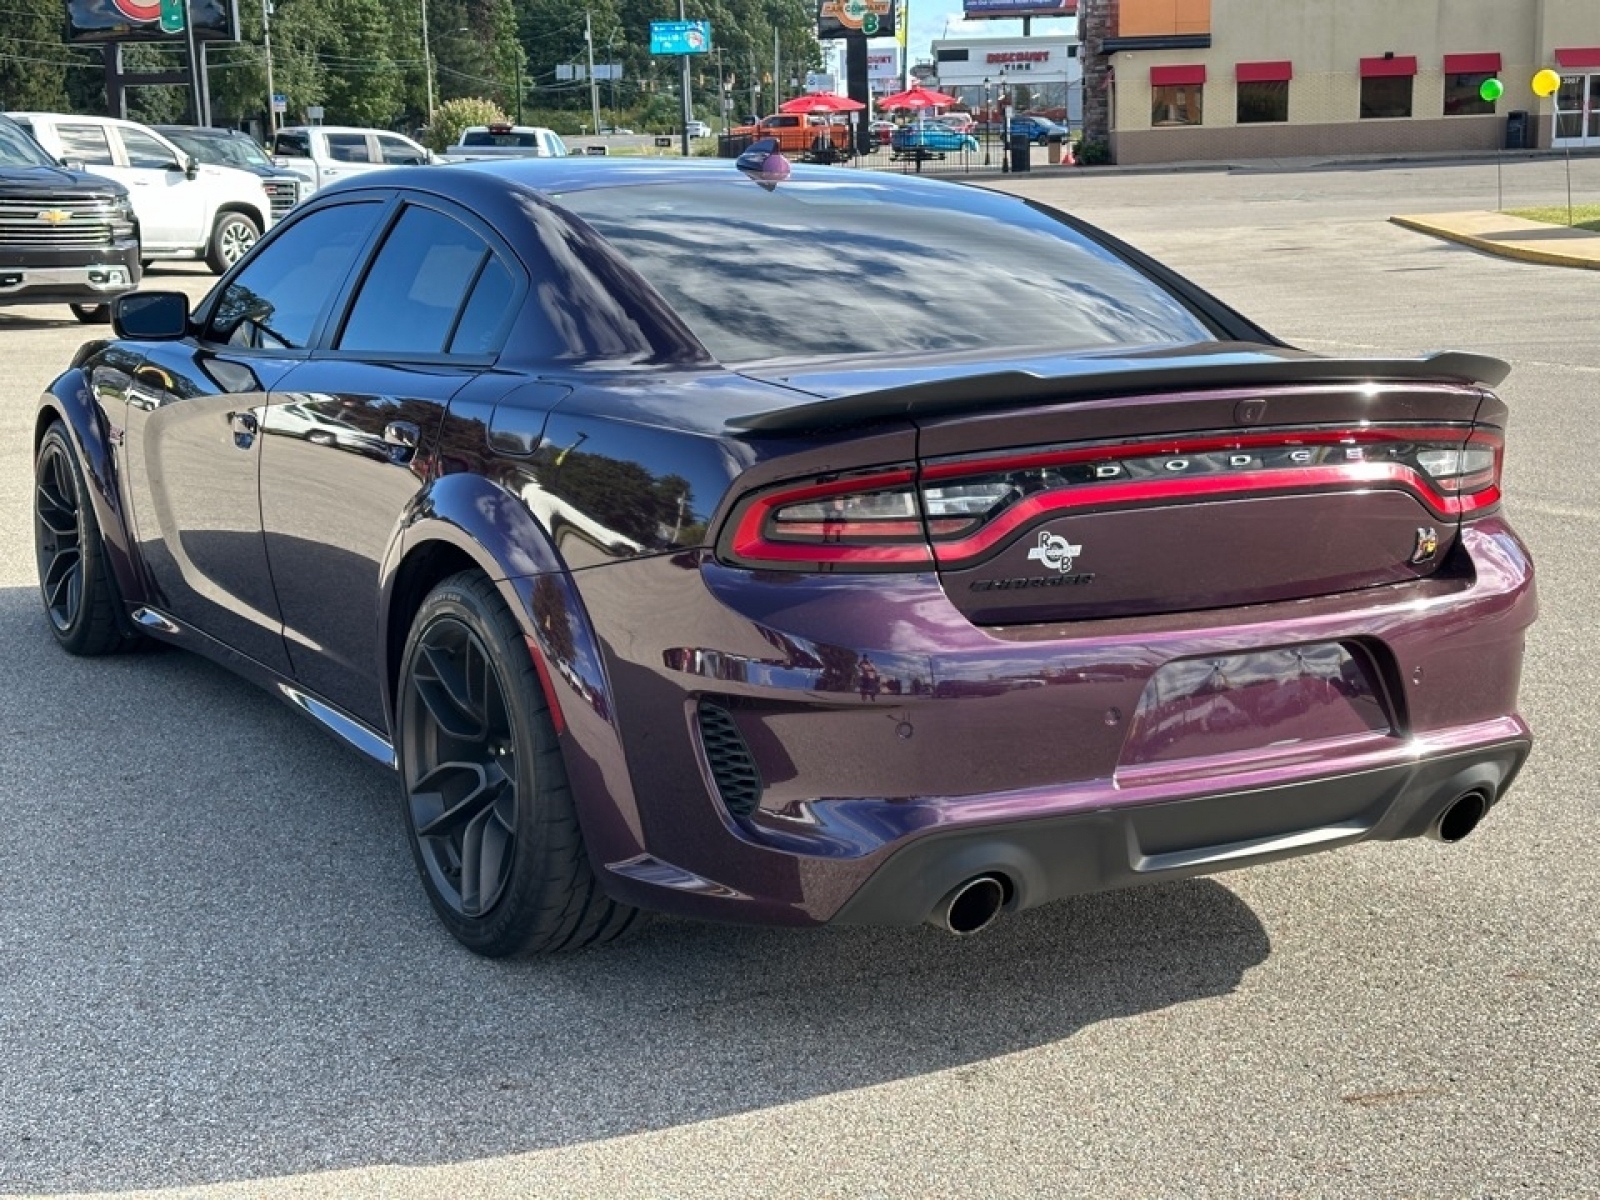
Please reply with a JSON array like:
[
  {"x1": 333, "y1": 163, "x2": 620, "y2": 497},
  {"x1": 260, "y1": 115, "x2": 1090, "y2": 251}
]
[
  {"x1": 377, "y1": 135, "x2": 425, "y2": 165},
  {"x1": 207, "y1": 202, "x2": 381, "y2": 350},
  {"x1": 121, "y1": 128, "x2": 179, "y2": 170},
  {"x1": 57, "y1": 124, "x2": 113, "y2": 165},
  {"x1": 273, "y1": 131, "x2": 308, "y2": 157},
  {"x1": 326, "y1": 132, "x2": 374, "y2": 163},
  {"x1": 450, "y1": 257, "x2": 516, "y2": 355},
  {"x1": 339, "y1": 206, "x2": 496, "y2": 355}
]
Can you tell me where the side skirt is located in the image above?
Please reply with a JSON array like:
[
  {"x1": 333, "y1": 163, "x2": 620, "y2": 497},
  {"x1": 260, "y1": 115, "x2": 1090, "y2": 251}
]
[{"x1": 130, "y1": 605, "x2": 397, "y2": 770}]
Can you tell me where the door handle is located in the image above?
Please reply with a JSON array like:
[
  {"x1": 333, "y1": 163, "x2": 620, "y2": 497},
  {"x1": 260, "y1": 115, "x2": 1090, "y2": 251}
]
[
  {"x1": 384, "y1": 420, "x2": 420, "y2": 449},
  {"x1": 229, "y1": 410, "x2": 258, "y2": 449}
]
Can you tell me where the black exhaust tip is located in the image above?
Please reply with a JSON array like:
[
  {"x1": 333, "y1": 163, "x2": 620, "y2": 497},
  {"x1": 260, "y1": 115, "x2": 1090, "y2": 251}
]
[{"x1": 1430, "y1": 789, "x2": 1490, "y2": 843}]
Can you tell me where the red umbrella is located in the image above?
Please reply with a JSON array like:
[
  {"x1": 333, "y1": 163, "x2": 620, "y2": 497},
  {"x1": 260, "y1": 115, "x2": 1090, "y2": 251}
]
[
  {"x1": 875, "y1": 84, "x2": 961, "y2": 111},
  {"x1": 778, "y1": 93, "x2": 866, "y2": 115}
]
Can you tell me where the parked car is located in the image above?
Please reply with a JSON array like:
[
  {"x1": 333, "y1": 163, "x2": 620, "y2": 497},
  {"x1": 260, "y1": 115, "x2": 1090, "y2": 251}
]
[
  {"x1": 441, "y1": 123, "x2": 569, "y2": 160},
  {"x1": 270, "y1": 125, "x2": 430, "y2": 196},
  {"x1": 891, "y1": 121, "x2": 980, "y2": 156},
  {"x1": 935, "y1": 112, "x2": 977, "y2": 134},
  {"x1": 868, "y1": 119, "x2": 896, "y2": 146},
  {"x1": 0, "y1": 112, "x2": 139, "y2": 323},
  {"x1": 1009, "y1": 114, "x2": 1071, "y2": 145},
  {"x1": 9, "y1": 112, "x2": 272, "y2": 273},
  {"x1": 728, "y1": 113, "x2": 850, "y2": 156},
  {"x1": 154, "y1": 124, "x2": 306, "y2": 223},
  {"x1": 34, "y1": 158, "x2": 1534, "y2": 957},
  {"x1": 685, "y1": 120, "x2": 713, "y2": 138}
]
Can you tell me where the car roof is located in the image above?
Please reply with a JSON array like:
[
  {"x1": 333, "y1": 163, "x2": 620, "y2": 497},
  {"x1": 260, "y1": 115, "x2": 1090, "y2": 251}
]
[
  {"x1": 279, "y1": 125, "x2": 419, "y2": 137},
  {"x1": 417, "y1": 155, "x2": 972, "y2": 199},
  {"x1": 155, "y1": 124, "x2": 245, "y2": 137}
]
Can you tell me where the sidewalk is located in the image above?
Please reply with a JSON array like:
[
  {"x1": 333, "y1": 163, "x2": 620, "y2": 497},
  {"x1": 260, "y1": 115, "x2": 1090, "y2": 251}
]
[{"x1": 1390, "y1": 211, "x2": 1600, "y2": 269}]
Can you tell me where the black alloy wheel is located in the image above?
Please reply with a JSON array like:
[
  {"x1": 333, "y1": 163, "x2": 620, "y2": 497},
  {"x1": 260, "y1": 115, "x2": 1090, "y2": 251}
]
[
  {"x1": 396, "y1": 572, "x2": 640, "y2": 956},
  {"x1": 34, "y1": 422, "x2": 131, "y2": 655}
]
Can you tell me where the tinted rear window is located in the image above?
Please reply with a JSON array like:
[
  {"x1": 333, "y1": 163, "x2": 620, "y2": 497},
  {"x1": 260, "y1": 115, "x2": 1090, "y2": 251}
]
[{"x1": 555, "y1": 178, "x2": 1214, "y2": 363}]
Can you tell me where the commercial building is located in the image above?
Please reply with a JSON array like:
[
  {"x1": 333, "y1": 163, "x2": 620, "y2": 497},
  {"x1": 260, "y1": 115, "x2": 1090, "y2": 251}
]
[
  {"x1": 931, "y1": 35, "x2": 1082, "y2": 126},
  {"x1": 1078, "y1": 0, "x2": 1600, "y2": 164}
]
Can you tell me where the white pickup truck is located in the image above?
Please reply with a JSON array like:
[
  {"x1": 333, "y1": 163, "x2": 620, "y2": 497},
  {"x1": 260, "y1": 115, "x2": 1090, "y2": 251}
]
[
  {"x1": 270, "y1": 126, "x2": 432, "y2": 196},
  {"x1": 441, "y1": 124, "x2": 569, "y2": 160},
  {"x1": 8, "y1": 112, "x2": 273, "y2": 273}
]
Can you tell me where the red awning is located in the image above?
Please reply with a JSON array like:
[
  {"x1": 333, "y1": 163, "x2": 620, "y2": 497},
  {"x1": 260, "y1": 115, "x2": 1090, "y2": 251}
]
[
  {"x1": 1236, "y1": 61, "x2": 1292, "y2": 83},
  {"x1": 1555, "y1": 47, "x2": 1600, "y2": 69},
  {"x1": 1150, "y1": 65, "x2": 1206, "y2": 87},
  {"x1": 1360, "y1": 56, "x2": 1418, "y2": 78},
  {"x1": 1442, "y1": 53, "x2": 1502, "y2": 74}
]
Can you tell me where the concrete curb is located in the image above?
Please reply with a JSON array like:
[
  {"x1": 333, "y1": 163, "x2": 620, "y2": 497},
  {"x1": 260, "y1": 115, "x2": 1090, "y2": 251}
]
[{"x1": 1390, "y1": 213, "x2": 1600, "y2": 270}]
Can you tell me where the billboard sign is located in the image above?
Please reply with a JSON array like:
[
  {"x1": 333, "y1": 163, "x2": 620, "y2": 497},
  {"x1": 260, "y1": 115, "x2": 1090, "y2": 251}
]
[
  {"x1": 66, "y1": 0, "x2": 240, "y2": 42},
  {"x1": 962, "y1": 0, "x2": 1076, "y2": 18},
  {"x1": 649, "y1": 20, "x2": 712, "y2": 55},
  {"x1": 817, "y1": 0, "x2": 896, "y2": 40}
]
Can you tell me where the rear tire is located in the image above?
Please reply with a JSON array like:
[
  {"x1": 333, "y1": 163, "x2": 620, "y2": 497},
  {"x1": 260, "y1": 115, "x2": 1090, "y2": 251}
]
[
  {"x1": 69, "y1": 304, "x2": 110, "y2": 325},
  {"x1": 396, "y1": 572, "x2": 641, "y2": 957},
  {"x1": 205, "y1": 211, "x2": 260, "y2": 274},
  {"x1": 34, "y1": 422, "x2": 135, "y2": 656}
]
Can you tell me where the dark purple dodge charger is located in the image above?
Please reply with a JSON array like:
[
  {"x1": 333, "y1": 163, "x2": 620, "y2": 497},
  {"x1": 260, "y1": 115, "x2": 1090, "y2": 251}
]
[{"x1": 34, "y1": 155, "x2": 1535, "y2": 956}]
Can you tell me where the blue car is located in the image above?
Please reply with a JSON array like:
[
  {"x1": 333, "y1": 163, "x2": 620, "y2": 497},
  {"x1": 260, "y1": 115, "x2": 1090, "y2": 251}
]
[
  {"x1": 1009, "y1": 115, "x2": 1071, "y2": 145},
  {"x1": 891, "y1": 122, "x2": 980, "y2": 155}
]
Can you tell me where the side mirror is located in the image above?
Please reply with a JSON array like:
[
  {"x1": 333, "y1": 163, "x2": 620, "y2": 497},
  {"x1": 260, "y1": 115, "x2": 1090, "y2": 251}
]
[
  {"x1": 112, "y1": 291, "x2": 191, "y2": 340},
  {"x1": 184, "y1": 156, "x2": 199, "y2": 180}
]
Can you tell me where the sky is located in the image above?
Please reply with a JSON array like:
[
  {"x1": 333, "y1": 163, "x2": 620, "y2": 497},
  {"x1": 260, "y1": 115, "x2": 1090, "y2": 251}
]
[{"x1": 905, "y1": 2, "x2": 1069, "y2": 65}]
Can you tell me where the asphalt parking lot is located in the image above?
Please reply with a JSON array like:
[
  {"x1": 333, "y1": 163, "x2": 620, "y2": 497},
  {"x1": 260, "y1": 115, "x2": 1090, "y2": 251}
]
[{"x1": 1, "y1": 157, "x2": 1597, "y2": 1199}]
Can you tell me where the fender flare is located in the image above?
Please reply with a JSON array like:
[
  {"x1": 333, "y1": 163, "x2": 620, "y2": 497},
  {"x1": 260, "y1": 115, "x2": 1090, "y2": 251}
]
[
  {"x1": 379, "y1": 471, "x2": 649, "y2": 870},
  {"x1": 36, "y1": 367, "x2": 146, "y2": 622}
]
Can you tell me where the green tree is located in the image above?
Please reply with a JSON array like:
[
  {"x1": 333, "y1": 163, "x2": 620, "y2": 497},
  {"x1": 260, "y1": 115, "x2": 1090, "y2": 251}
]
[
  {"x1": 424, "y1": 95, "x2": 509, "y2": 151},
  {"x1": 321, "y1": 0, "x2": 404, "y2": 125},
  {"x1": 0, "y1": 0, "x2": 72, "y2": 111}
]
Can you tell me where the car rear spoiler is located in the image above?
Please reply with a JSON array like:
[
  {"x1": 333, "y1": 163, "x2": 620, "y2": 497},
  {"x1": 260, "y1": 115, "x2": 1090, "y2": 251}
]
[{"x1": 728, "y1": 347, "x2": 1511, "y2": 434}]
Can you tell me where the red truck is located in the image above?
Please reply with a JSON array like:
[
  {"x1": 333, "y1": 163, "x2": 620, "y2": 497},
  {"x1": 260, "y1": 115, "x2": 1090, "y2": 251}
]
[{"x1": 731, "y1": 113, "x2": 852, "y2": 157}]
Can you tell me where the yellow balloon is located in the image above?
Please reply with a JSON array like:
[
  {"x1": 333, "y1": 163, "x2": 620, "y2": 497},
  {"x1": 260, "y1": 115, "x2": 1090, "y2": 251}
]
[{"x1": 1532, "y1": 68, "x2": 1561, "y2": 98}]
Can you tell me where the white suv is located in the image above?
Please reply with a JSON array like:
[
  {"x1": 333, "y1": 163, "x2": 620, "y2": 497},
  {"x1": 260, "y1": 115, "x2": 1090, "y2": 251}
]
[{"x1": 9, "y1": 113, "x2": 273, "y2": 273}]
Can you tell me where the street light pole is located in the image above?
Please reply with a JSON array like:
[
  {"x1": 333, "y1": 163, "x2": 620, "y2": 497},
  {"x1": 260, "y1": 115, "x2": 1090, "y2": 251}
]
[{"x1": 585, "y1": 10, "x2": 601, "y2": 135}]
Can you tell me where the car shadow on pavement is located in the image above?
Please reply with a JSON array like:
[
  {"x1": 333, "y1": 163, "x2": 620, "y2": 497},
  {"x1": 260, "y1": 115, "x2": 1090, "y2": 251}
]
[{"x1": 0, "y1": 587, "x2": 1270, "y2": 1193}]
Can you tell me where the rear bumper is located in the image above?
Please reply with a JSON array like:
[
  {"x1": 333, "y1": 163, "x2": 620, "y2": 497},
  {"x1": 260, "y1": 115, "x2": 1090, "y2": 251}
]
[
  {"x1": 830, "y1": 732, "x2": 1528, "y2": 926},
  {"x1": 546, "y1": 516, "x2": 1535, "y2": 927}
]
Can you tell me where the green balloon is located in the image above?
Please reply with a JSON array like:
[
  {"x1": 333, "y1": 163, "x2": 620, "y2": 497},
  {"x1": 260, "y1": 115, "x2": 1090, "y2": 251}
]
[{"x1": 1480, "y1": 77, "x2": 1505, "y2": 102}]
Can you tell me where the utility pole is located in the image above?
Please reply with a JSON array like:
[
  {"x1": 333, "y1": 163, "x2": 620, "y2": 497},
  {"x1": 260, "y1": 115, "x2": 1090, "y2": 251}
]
[
  {"x1": 585, "y1": 10, "x2": 601, "y2": 134},
  {"x1": 263, "y1": 0, "x2": 277, "y2": 134},
  {"x1": 773, "y1": 27, "x2": 780, "y2": 108},
  {"x1": 678, "y1": 0, "x2": 692, "y2": 157},
  {"x1": 421, "y1": 0, "x2": 434, "y2": 126}
]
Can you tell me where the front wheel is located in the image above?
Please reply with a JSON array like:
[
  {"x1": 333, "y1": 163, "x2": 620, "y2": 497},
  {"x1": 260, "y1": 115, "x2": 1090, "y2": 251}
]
[
  {"x1": 34, "y1": 422, "x2": 134, "y2": 655},
  {"x1": 205, "y1": 211, "x2": 260, "y2": 274},
  {"x1": 396, "y1": 572, "x2": 641, "y2": 956},
  {"x1": 69, "y1": 304, "x2": 110, "y2": 324}
]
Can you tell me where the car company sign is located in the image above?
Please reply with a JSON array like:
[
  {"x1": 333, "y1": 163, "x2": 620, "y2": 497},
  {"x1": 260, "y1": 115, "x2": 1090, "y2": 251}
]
[
  {"x1": 817, "y1": 0, "x2": 897, "y2": 40},
  {"x1": 66, "y1": 0, "x2": 240, "y2": 42}
]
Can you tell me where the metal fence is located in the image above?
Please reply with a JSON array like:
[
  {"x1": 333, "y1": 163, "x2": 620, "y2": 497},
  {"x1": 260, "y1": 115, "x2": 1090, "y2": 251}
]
[{"x1": 715, "y1": 130, "x2": 1072, "y2": 179}]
